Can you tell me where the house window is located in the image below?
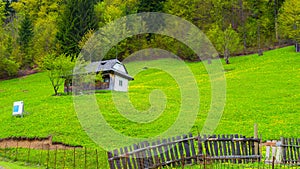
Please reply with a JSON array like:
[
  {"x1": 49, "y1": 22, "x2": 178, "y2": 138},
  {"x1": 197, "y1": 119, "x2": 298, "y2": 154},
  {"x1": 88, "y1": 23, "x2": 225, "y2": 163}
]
[
  {"x1": 104, "y1": 78, "x2": 109, "y2": 82},
  {"x1": 119, "y1": 80, "x2": 123, "y2": 86}
]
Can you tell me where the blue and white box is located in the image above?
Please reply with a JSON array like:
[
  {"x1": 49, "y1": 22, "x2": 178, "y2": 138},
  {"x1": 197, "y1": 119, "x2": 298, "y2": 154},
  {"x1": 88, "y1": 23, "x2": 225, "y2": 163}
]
[{"x1": 12, "y1": 101, "x2": 24, "y2": 117}]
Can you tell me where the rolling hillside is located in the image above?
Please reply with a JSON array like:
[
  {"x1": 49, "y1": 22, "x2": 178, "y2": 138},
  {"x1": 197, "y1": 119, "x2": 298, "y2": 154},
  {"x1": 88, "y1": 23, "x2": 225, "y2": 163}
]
[{"x1": 0, "y1": 46, "x2": 299, "y2": 148}]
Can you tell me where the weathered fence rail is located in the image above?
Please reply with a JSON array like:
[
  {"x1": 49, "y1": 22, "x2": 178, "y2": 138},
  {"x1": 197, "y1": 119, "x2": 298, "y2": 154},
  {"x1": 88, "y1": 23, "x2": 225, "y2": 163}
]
[{"x1": 107, "y1": 134, "x2": 261, "y2": 169}]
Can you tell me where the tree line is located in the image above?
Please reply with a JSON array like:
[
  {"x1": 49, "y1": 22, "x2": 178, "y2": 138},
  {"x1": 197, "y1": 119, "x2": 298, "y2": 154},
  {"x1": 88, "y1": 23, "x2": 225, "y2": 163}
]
[{"x1": 0, "y1": 0, "x2": 299, "y2": 79}]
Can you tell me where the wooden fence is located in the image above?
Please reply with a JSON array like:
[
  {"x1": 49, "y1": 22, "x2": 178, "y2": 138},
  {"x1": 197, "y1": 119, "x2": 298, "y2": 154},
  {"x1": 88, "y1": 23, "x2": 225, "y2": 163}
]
[
  {"x1": 281, "y1": 137, "x2": 300, "y2": 164},
  {"x1": 264, "y1": 137, "x2": 300, "y2": 165},
  {"x1": 107, "y1": 134, "x2": 261, "y2": 169}
]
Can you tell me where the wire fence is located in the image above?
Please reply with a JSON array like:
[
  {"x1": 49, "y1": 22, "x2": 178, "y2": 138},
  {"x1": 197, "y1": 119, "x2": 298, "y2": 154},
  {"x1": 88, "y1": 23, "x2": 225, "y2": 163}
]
[{"x1": 0, "y1": 144, "x2": 108, "y2": 168}]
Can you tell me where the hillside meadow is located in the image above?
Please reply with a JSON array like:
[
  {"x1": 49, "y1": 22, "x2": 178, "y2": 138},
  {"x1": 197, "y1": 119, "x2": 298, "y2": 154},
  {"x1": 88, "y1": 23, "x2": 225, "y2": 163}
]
[{"x1": 0, "y1": 46, "x2": 299, "y2": 148}]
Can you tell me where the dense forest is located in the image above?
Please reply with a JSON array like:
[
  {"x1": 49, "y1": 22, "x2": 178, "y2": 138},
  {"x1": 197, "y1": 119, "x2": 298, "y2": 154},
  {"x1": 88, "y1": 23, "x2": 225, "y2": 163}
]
[{"x1": 0, "y1": 0, "x2": 299, "y2": 79}]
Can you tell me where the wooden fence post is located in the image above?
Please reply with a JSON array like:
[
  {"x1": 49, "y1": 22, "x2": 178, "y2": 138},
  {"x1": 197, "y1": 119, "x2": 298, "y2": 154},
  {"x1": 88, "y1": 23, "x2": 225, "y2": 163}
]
[
  {"x1": 162, "y1": 139, "x2": 171, "y2": 166},
  {"x1": 189, "y1": 133, "x2": 196, "y2": 164},
  {"x1": 203, "y1": 154, "x2": 206, "y2": 169},
  {"x1": 73, "y1": 147, "x2": 76, "y2": 169},
  {"x1": 254, "y1": 124, "x2": 258, "y2": 156},
  {"x1": 27, "y1": 141, "x2": 31, "y2": 164},
  {"x1": 63, "y1": 146, "x2": 66, "y2": 169},
  {"x1": 181, "y1": 154, "x2": 185, "y2": 169},
  {"x1": 96, "y1": 149, "x2": 99, "y2": 169},
  {"x1": 107, "y1": 151, "x2": 114, "y2": 169},
  {"x1": 84, "y1": 147, "x2": 87, "y2": 169},
  {"x1": 120, "y1": 147, "x2": 127, "y2": 169},
  {"x1": 272, "y1": 156, "x2": 275, "y2": 169},
  {"x1": 54, "y1": 146, "x2": 57, "y2": 169},
  {"x1": 47, "y1": 145, "x2": 50, "y2": 169},
  {"x1": 4, "y1": 142, "x2": 7, "y2": 159},
  {"x1": 183, "y1": 135, "x2": 191, "y2": 165},
  {"x1": 280, "y1": 137, "x2": 286, "y2": 163},
  {"x1": 15, "y1": 141, "x2": 19, "y2": 161},
  {"x1": 39, "y1": 144, "x2": 43, "y2": 166}
]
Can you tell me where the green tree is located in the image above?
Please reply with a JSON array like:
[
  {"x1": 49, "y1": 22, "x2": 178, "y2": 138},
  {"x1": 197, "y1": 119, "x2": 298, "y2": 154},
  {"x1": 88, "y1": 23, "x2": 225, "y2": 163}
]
[
  {"x1": 138, "y1": 0, "x2": 165, "y2": 12},
  {"x1": 137, "y1": 0, "x2": 166, "y2": 42},
  {"x1": 32, "y1": 0, "x2": 60, "y2": 66},
  {"x1": 56, "y1": 0, "x2": 98, "y2": 58},
  {"x1": 208, "y1": 24, "x2": 241, "y2": 64},
  {"x1": 0, "y1": 27, "x2": 20, "y2": 78},
  {"x1": 0, "y1": 10, "x2": 19, "y2": 78},
  {"x1": 18, "y1": 14, "x2": 34, "y2": 67},
  {"x1": 3, "y1": 0, "x2": 17, "y2": 24},
  {"x1": 0, "y1": 0, "x2": 6, "y2": 25},
  {"x1": 42, "y1": 53, "x2": 75, "y2": 96},
  {"x1": 163, "y1": 0, "x2": 198, "y2": 31},
  {"x1": 278, "y1": 0, "x2": 300, "y2": 52}
]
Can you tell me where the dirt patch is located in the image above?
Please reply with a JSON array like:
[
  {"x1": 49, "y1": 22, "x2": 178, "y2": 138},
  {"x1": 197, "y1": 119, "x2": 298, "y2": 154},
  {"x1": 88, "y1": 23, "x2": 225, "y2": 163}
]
[
  {"x1": 17, "y1": 69, "x2": 39, "y2": 79},
  {"x1": 0, "y1": 68, "x2": 39, "y2": 81},
  {"x1": 0, "y1": 136, "x2": 82, "y2": 150}
]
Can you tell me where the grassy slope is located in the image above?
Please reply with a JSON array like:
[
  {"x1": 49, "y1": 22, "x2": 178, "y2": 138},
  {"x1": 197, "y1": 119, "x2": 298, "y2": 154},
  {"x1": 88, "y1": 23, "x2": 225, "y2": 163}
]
[
  {"x1": 0, "y1": 46, "x2": 299, "y2": 148},
  {"x1": 217, "y1": 46, "x2": 300, "y2": 138}
]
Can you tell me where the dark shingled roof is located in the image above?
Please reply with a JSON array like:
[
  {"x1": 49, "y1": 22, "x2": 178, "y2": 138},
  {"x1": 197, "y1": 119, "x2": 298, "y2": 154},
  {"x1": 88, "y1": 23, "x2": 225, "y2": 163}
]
[{"x1": 85, "y1": 59, "x2": 133, "y2": 80}]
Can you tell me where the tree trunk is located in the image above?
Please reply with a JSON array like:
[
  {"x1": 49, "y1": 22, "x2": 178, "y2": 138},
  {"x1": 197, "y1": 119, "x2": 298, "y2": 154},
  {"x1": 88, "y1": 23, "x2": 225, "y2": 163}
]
[
  {"x1": 225, "y1": 57, "x2": 230, "y2": 64},
  {"x1": 274, "y1": 0, "x2": 279, "y2": 41},
  {"x1": 54, "y1": 88, "x2": 58, "y2": 96},
  {"x1": 207, "y1": 57, "x2": 212, "y2": 64},
  {"x1": 64, "y1": 79, "x2": 71, "y2": 94},
  {"x1": 51, "y1": 79, "x2": 59, "y2": 96},
  {"x1": 296, "y1": 42, "x2": 300, "y2": 52},
  {"x1": 54, "y1": 84, "x2": 60, "y2": 96},
  {"x1": 225, "y1": 48, "x2": 230, "y2": 64},
  {"x1": 258, "y1": 49, "x2": 263, "y2": 56},
  {"x1": 66, "y1": 84, "x2": 70, "y2": 94},
  {"x1": 239, "y1": 0, "x2": 247, "y2": 54},
  {"x1": 275, "y1": 19, "x2": 278, "y2": 41}
]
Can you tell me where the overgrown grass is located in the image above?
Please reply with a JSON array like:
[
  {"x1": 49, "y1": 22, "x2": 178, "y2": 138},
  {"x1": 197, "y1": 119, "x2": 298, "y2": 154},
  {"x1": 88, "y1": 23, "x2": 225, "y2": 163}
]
[{"x1": 0, "y1": 46, "x2": 299, "y2": 149}]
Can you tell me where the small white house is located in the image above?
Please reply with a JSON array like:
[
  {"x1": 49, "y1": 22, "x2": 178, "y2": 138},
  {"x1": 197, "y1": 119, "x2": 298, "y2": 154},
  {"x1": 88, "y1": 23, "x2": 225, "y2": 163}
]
[{"x1": 65, "y1": 59, "x2": 133, "y2": 92}]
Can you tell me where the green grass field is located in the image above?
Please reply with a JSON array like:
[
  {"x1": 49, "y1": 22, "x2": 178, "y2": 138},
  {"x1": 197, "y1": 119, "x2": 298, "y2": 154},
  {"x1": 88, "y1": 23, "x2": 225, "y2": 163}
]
[
  {"x1": 0, "y1": 46, "x2": 299, "y2": 150},
  {"x1": 0, "y1": 161, "x2": 38, "y2": 169}
]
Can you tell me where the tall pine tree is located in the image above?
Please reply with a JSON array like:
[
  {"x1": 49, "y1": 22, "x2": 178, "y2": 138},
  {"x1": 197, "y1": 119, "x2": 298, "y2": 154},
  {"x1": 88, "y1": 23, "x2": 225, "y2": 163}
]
[
  {"x1": 18, "y1": 14, "x2": 34, "y2": 67},
  {"x1": 56, "y1": 0, "x2": 98, "y2": 59},
  {"x1": 19, "y1": 14, "x2": 34, "y2": 49},
  {"x1": 138, "y1": 0, "x2": 165, "y2": 12},
  {"x1": 137, "y1": 0, "x2": 165, "y2": 40}
]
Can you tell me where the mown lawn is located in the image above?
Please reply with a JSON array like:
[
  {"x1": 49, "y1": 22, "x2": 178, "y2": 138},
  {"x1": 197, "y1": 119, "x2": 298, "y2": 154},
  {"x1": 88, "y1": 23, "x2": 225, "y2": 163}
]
[{"x1": 0, "y1": 46, "x2": 299, "y2": 149}]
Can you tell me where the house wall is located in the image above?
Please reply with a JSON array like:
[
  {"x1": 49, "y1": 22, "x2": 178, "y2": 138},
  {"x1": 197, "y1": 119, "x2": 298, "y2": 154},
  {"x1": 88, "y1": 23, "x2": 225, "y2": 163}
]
[
  {"x1": 109, "y1": 74, "x2": 115, "y2": 90},
  {"x1": 113, "y1": 75, "x2": 129, "y2": 92}
]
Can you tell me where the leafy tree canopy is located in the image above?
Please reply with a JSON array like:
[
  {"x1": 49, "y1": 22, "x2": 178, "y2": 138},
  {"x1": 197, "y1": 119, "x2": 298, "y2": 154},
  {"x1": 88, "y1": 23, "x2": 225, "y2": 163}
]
[
  {"x1": 42, "y1": 53, "x2": 75, "y2": 95},
  {"x1": 56, "y1": 0, "x2": 98, "y2": 58},
  {"x1": 278, "y1": 0, "x2": 300, "y2": 43},
  {"x1": 208, "y1": 24, "x2": 241, "y2": 64}
]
